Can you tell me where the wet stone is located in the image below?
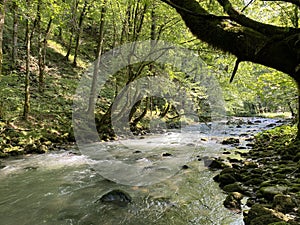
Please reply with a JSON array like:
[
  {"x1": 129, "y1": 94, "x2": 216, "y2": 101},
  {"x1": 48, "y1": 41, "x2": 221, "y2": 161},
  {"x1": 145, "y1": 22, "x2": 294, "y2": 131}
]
[
  {"x1": 221, "y1": 137, "x2": 240, "y2": 145},
  {"x1": 97, "y1": 190, "x2": 132, "y2": 207}
]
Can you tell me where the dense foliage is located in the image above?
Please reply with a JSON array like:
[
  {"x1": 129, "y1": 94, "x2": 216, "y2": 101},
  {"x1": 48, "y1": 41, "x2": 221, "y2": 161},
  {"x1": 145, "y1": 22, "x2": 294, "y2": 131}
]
[{"x1": 0, "y1": 0, "x2": 298, "y2": 155}]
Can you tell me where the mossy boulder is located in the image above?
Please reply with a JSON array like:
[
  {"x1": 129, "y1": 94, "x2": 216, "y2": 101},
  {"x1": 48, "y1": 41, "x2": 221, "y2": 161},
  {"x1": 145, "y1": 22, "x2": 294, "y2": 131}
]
[
  {"x1": 223, "y1": 182, "x2": 245, "y2": 193},
  {"x1": 221, "y1": 137, "x2": 240, "y2": 145},
  {"x1": 259, "y1": 186, "x2": 289, "y2": 201},
  {"x1": 244, "y1": 204, "x2": 287, "y2": 225},
  {"x1": 224, "y1": 192, "x2": 243, "y2": 211},
  {"x1": 218, "y1": 173, "x2": 237, "y2": 186},
  {"x1": 272, "y1": 194, "x2": 297, "y2": 213},
  {"x1": 205, "y1": 158, "x2": 231, "y2": 169}
]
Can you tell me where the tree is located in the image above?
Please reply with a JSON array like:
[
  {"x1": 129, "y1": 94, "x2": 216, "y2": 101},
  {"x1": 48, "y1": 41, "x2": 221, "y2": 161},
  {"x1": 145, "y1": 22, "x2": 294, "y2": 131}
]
[
  {"x1": 23, "y1": 0, "x2": 31, "y2": 120},
  {"x1": 160, "y1": 0, "x2": 300, "y2": 137},
  {"x1": 0, "y1": 0, "x2": 7, "y2": 76}
]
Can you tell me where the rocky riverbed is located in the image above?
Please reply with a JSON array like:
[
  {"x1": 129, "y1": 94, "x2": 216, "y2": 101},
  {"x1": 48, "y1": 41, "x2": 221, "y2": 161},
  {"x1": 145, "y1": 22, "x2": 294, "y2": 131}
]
[{"x1": 212, "y1": 124, "x2": 300, "y2": 225}]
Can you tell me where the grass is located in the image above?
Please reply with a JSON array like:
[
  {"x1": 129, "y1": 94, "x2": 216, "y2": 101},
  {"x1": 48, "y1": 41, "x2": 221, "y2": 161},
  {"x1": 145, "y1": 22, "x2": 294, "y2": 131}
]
[{"x1": 258, "y1": 112, "x2": 292, "y2": 119}]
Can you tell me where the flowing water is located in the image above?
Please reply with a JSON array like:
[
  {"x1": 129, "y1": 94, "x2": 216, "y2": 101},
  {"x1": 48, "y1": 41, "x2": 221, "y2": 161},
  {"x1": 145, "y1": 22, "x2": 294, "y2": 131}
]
[{"x1": 0, "y1": 117, "x2": 284, "y2": 225}]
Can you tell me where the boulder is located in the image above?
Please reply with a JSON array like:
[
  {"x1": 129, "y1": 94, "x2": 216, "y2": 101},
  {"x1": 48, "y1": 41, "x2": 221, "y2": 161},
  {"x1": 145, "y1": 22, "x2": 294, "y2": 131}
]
[
  {"x1": 272, "y1": 194, "x2": 297, "y2": 213},
  {"x1": 218, "y1": 173, "x2": 237, "y2": 186},
  {"x1": 221, "y1": 137, "x2": 240, "y2": 145},
  {"x1": 259, "y1": 186, "x2": 289, "y2": 201},
  {"x1": 224, "y1": 192, "x2": 243, "y2": 211},
  {"x1": 244, "y1": 204, "x2": 286, "y2": 225},
  {"x1": 97, "y1": 190, "x2": 132, "y2": 207},
  {"x1": 223, "y1": 182, "x2": 245, "y2": 193}
]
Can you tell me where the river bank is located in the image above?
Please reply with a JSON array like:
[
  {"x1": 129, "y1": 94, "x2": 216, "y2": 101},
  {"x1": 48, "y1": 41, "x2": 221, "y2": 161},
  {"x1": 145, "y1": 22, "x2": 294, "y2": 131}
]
[{"x1": 212, "y1": 123, "x2": 300, "y2": 225}]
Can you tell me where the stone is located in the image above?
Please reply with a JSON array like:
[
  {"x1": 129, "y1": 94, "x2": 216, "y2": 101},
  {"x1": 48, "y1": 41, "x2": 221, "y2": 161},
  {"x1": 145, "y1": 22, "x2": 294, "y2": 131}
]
[
  {"x1": 272, "y1": 194, "x2": 297, "y2": 213},
  {"x1": 219, "y1": 173, "x2": 237, "y2": 185},
  {"x1": 224, "y1": 192, "x2": 243, "y2": 211},
  {"x1": 181, "y1": 165, "x2": 189, "y2": 169},
  {"x1": 223, "y1": 182, "x2": 245, "y2": 193},
  {"x1": 162, "y1": 152, "x2": 172, "y2": 157},
  {"x1": 244, "y1": 204, "x2": 286, "y2": 225},
  {"x1": 98, "y1": 190, "x2": 132, "y2": 207},
  {"x1": 259, "y1": 186, "x2": 289, "y2": 201},
  {"x1": 221, "y1": 137, "x2": 240, "y2": 145},
  {"x1": 206, "y1": 158, "x2": 230, "y2": 169}
]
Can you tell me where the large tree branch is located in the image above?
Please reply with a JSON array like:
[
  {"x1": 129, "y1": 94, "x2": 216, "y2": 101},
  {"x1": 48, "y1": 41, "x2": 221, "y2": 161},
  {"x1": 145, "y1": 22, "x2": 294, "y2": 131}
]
[
  {"x1": 217, "y1": 0, "x2": 298, "y2": 36},
  {"x1": 263, "y1": 0, "x2": 300, "y2": 8},
  {"x1": 160, "y1": 0, "x2": 300, "y2": 82}
]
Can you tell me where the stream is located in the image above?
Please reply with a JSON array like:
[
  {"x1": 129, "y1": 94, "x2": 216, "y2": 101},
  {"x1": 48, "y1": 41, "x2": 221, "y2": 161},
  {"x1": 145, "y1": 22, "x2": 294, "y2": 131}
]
[{"x1": 0, "y1": 117, "x2": 285, "y2": 225}]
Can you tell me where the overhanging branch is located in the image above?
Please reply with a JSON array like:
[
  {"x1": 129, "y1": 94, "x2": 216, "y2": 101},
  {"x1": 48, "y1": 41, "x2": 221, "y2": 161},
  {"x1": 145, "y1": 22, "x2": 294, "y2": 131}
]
[
  {"x1": 263, "y1": 0, "x2": 300, "y2": 8},
  {"x1": 160, "y1": 0, "x2": 230, "y2": 20},
  {"x1": 217, "y1": 0, "x2": 298, "y2": 36}
]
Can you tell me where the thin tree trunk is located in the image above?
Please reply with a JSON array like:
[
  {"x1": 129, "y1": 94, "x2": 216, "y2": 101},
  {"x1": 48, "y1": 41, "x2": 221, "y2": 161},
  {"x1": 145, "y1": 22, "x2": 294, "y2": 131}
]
[
  {"x1": 0, "y1": 0, "x2": 7, "y2": 76},
  {"x1": 23, "y1": 1, "x2": 31, "y2": 120},
  {"x1": 39, "y1": 18, "x2": 52, "y2": 92},
  {"x1": 296, "y1": 83, "x2": 300, "y2": 140},
  {"x1": 87, "y1": 0, "x2": 107, "y2": 115},
  {"x1": 73, "y1": 0, "x2": 89, "y2": 67},
  {"x1": 65, "y1": 32, "x2": 73, "y2": 61},
  {"x1": 65, "y1": 0, "x2": 79, "y2": 61},
  {"x1": 37, "y1": 0, "x2": 43, "y2": 92},
  {"x1": 12, "y1": 1, "x2": 18, "y2": 68}
]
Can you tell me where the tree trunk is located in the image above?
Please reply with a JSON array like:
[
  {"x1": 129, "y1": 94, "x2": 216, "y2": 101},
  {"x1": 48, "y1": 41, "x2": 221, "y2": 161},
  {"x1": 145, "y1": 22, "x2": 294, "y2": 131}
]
[
  {"x1": 87, "y1": 0, "x2": 107, "y2": 115},
  {"x1": 12, "y1": 1, "x2": 18, "y2": 69},
  {"x1": 161, "y1": 0, "x2": 300, "y2": 82},
  {"x1": 23, "y1": 1, "x2": 31, "y2": 120},
  {"x1": 37, "y1": 0, "x2": 43, "y2": 92},
  {"x1": 65, "y1": 32, "x2": 73, "y2": 61},
  {"x1": 38, "y1": 18, "x2": 52, "y2": 92},
  {"x1": 73, "y1": 0, "x2": 89, "y2": 67},
  {"x1": 0, "y1": 0, "x2": 7, "y2": 76},
  {"x1": 297, "y1": 83, "x2": 300, "y2": 140}
]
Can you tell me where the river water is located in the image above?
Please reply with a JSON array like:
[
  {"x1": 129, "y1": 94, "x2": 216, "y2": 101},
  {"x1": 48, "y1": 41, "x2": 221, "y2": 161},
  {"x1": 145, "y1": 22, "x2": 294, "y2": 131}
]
[{"x1": 0, "y1": 117, "x2": 283, "y2": 225}]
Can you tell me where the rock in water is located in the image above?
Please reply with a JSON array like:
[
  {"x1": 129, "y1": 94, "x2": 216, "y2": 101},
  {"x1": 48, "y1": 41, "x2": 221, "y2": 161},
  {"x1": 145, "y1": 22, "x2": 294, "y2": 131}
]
[{"x1": 98, "y1": 190, "x2": 132, "y2": 206}]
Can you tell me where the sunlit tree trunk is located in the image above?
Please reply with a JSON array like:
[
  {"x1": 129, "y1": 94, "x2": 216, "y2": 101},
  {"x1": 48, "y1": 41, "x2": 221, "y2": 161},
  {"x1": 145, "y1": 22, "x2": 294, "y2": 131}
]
[
  {"x1": 12, "y1": 1, "x2": 18, "y2": 69},
  {"x1": 37, "y1": 0, "x2": 43, "y2": 92},
  {"x1": 65, "y1": 0, "x2": 79, "y2": 61},
  {"x1": 23, "y1": 0, "x2": 31, "y2": 120},
  {"x1": 87, "y1": 0, "x2": 107, "y2": 115},
  {"x1": 0, "y1": 0, "x2": 7, "y2": 76},
  {"x1": 73, "y1": 0, "x2": 89, "y2": 67}
]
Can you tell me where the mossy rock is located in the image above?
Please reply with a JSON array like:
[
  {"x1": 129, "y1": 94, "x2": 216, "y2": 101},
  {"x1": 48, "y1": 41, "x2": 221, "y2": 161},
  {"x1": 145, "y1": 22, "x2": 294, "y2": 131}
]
[
  {"x1": 259, "y1": 186, "x2": 289, "y2": 201},
  {"x1": 223, "y1": 182, "x2": 245, "y2": 193},
  {"x1": 224, "y1": 192, "x2": 243, "y2": 211},
  {"x1": 244, "y1": 177, "x2": 264, "y2": 186},
  {"x1": 272, "y1": 194, "x2": 297, "y2": 213},
  {"x1": 206, "y1": 158, "x2": 231, "y2": 169},
  {"x1": 244, "y1": 204, "x2": 285, "y2": 225},
  {"x1": 221, "y1": 137, "x2": 240, "y2": 145},
  {"x1": 215, "y1": 167, "x2": 242, "y2": 182},
  {"x1": 0, "y1": 151, "x2": 9, "y2": 158},
  {"x1": 218, "y1": 173, "x2": 237, "y2": 186},
  {"x1": 248, "y1": 215, "x2": 283, "y2": 225}
]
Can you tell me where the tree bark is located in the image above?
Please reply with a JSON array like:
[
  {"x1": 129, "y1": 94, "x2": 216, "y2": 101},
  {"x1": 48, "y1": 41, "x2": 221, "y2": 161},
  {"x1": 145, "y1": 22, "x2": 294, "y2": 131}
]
[
  {"x1": 0, "y1": 0, "x2": 7, "y2": 76},
  {"x1": 12, "y1": 1, "x2": 18, "y2": 69},
  {"x1": 38, "y1": 18, "x2": 52, "y2": 92},
  {"x1": 161, "y1": 0, "x2": 300, "y2": 82},
  {"x1": 37, "y1": 0, "x2": 42, "y2": 92},
  {"x1": 73, "y1": 0, "x2": 89, "y2": 67},
  {"x1": 87, "y1": 0, "x2": 107, "y2": 115},
  {"x1": 23, "y1": 0, "x2": 31, "y2": 120}
]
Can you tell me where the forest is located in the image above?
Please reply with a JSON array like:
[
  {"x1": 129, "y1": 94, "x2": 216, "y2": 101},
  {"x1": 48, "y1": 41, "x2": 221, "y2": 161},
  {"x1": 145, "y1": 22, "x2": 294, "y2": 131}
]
[{"x1": 0, "y1": 0, "x2": 300, "y2": 225}]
